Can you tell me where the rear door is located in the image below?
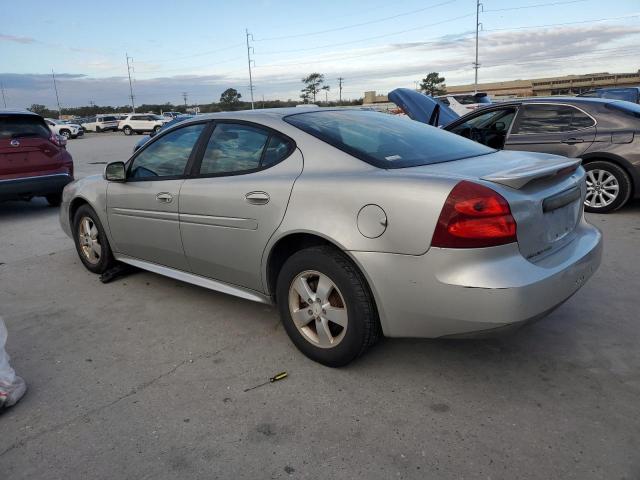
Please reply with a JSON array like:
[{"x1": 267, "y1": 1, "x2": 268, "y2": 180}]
[
  {"x1": 0, "y1": 114, "x2": 63, "y2": 180},
  {"x1": 179, "y1": 121, "x2": 303, "y2": 291},
  {"x1": 504, "y1": 103, "x2": 596, "y2": 158},
  {"x1": 106, "y1": 122, "x2": 207, "y2": 270}
]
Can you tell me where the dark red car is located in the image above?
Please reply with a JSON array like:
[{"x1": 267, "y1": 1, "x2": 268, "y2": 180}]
[{"x1": 0, "y1": 110, "x2": 74, "y2": 206}]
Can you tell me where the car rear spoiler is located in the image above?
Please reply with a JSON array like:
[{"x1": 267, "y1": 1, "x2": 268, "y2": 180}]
[{"x1": 481, "y1": 157, "x2": 582, "y2": 189}]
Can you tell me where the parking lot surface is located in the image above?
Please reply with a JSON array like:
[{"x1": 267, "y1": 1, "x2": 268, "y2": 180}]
[{"x1": 1, "y1": 133, "x2": 639, "y2": 479}]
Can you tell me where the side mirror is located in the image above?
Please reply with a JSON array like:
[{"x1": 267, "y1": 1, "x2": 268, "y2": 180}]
[{"x1": 104, "y1": 161, "x2": 126, "y2": 182}]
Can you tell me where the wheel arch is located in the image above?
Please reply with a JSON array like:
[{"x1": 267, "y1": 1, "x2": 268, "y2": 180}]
[
  {"x1": 68, "y1": 196, "x2": 90, "y2": 227},
  {"x1": 581, "y1": 152, "x2": 637, "y2": 197}
]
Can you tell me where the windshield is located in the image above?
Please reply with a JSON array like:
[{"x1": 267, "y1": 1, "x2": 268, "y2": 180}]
[
  {"x1": 284, "y1": 109, "x2": 494, "y2": 169},
  {"x1": 0, "y1": 115, "x2": 51, "y2": 139},
  {"x1": 151, "y1": 115, "x2": 164, "y2": 120}
]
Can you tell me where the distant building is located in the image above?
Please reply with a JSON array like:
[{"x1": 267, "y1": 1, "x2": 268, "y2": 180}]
[{"x1": 363, "y1": 70, "x2": 640, "y2": 103}]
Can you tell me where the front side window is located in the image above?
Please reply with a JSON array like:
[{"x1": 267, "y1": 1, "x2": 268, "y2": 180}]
[
  {"x1": 129, "y1": 123, "x2": 205, "y2": 179},
  {"x1": 285, "y1": 110, "x2": 494, "y2": 169},
  {"x1": 513, "y1": 105, "x2": 594, "y2": 134},
  {"x1": 199, "y1": 123, "x2": 270, "y2": 175}
]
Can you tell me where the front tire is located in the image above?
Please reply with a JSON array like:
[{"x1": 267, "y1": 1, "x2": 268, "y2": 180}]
[
  {"x1": 584, "y1": 161, "x2": 631, "y2": 213},
  {"x1": 153, "y1": 125, "x2": 161, "y2": 133},
  {"x1": 276, "y1": 246, "x2": 380, "y2": 367},
  {"x1": 123, "y1": 126, "x2": 132, "y2": 135},
  {"x1": 73, "y1": 205, "x2": 116, "y2": 274},
  {"x1": 59, "y1": 130, "x2": 71, "y2": 139}
]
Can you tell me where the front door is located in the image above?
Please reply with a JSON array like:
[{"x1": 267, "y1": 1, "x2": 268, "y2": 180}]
[
  {"x1": 179, "y1": 122, "x2": 303, "y2": 291},
  {"x1": 504, "y1": 103, "x2": 596, "y2": 158},
  {"x1": 107, "y1": 122, "x2": 207, "y2": 270}
]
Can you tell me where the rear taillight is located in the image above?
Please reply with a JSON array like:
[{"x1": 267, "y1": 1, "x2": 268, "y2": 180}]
[
  {"x1": 50, "y1": 132, "x2": 64, "y2": 147},
  {"x1": 431, "y1": 180, "x2": 517, "y2": 248}
]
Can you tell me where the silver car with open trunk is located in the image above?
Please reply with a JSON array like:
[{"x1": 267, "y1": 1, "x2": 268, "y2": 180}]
[{"x1": 60, "y1": 108, "x2": 602, "y2": 366}]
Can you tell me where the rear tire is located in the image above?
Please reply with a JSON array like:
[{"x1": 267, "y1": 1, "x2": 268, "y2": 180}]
[
  {"x1": 73, "y1": 204, "x2": 116, "y2": 274},
  {"x1": 153, "y1": 125, "x2": 161, "y2": 133},
  {"x1": 584, "y1": 161, "x2": 631, "y2": 213},
  {"x1": 276, "y1": 245, "x2": 381, "y2": 367},
  {"x1": 95, "y1": 126, "x2": 101, "y2": 133},
  {"x1": 45, "y1": 193, "x2": 62, "y2": 207}
]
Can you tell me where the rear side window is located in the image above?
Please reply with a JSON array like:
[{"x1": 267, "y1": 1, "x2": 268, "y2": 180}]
[
  {"x1": 285, "y1": 109, "x2": 493, "y2": 169},
  {"x1": 199, "y1": 123, "x2": 270, "y2": 175},
  {"x1": 0, "y1": 115, "x2": 50, "y2": 139},
  {"x1": 262, "y1": 135, "x2": 293, "y2": 167},
  {"x1": 513, "y1": 105, "x2": 594, "y2": 134},
  {"x1": 605, "y1": 101, "x2": 640, "y2": 119}
]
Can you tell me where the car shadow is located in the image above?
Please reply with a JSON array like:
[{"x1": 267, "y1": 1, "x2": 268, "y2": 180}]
[{"x1": 0, "y1": 198, "x2": 57, "y2": 220}]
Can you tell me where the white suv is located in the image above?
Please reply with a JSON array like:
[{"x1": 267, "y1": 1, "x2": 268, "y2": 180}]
[
  {"x1": 45, "y1": 118, "x2": 83, "y2": 139},
  {"x1": 119, "y1": 114, "x2": 167, "y2": 135},
  {"x1": 81, "y1": 115, "x2": 120, "y2": 132}
]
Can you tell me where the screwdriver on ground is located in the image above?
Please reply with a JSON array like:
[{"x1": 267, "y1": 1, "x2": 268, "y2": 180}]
[{"x1": 244, "y1": 372, "x2": 288, "y2": 392}]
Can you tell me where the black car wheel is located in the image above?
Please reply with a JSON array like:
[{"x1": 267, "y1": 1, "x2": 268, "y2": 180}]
[
  {"x1": 73, "y1": 204, "x2": 116, "y2": 274},
  {"x1": 123, "y1": 126, "x2": 132, "y2": 135},
  {"x1": 584, "y1": 161, "x2": 632, "y2": 213},
  {"x1": 276, "y1": 245, "x2": 381, "y2": 367}
]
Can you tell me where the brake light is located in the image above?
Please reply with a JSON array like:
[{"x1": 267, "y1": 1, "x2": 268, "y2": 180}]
[
  {"x1": 431, "y1": 180, "x2": 517, "y2": 248},
  {"x1": 49, "y1": 132, "x2": 65, "y2": 147}
]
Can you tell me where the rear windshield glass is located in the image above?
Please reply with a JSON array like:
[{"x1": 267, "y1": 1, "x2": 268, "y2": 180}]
[
  {"x1": 284, "y1": 109, "x2": 493, "y2": 169},
  {"x1": 0, "y1": 115, "x2": 50, "y2": 139},
  {"x1": 605, "y1": 101, "x2": 640, "y2": 119},
  {"x1": 593, "y1": 88, "x2": 638, "y2": 103}
]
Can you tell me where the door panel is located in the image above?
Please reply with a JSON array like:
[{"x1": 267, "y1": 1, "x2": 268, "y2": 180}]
[
  {"x1": 180, "y1": 150, "x2": 303, "y2": 291},
  {"x1": 106, "y1": 122, "x2": 207, "y2": 270},
  {"x1": 107, "y1": 180, "x2": 188, "y2": 270},
  {"x1": 505, "y1": 104, "x2": 596, "y2": 158}
]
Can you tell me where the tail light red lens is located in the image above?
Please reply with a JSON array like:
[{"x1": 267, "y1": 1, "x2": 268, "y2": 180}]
[{"x1": 432, "y1": 180, "x2": 517, "y2": 248}]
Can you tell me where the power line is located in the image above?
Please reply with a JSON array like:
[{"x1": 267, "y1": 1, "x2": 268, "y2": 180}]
[
  {"x1": 246, "y1": 28, "x2": 255, "y2": 109},
  {"x1": 126, "y1": 53, "x2": 136, "y2": 112},
  {"x1": 254, "y1": 0, "x2": 458, "y2": 42},
  {"x1": 484, "y1": 0, "x2": 588, "y2": 13},
  {"x1": 0, "y1": 81, "x2": 6, "y2": 108},
  {"x1": 474, "y1": 0, "x2": 483, "y2": 93},
  {"x1": 51, "y1": 70, "x2": 62, "y2": 118},
  {"x1": 483, "y1": 13, "x2": 640, "y2": 32}
]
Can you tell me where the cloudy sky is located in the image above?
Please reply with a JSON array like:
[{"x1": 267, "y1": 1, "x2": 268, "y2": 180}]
[{"x1": 1, "y1": 0, "x2": 639, "y2": 109}]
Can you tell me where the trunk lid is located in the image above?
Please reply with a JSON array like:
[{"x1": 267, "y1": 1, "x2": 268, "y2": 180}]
[
  {"x1": 393, "y1": 150, "x2": 586, "y2": 262},
  {"x1": 388, "y1": 88, "x2": 459, "y2": 127}
]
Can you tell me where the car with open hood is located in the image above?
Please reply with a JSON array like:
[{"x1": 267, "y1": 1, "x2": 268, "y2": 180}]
[{"x1": 389, "y1": 88, "x2": 640, "y2": 213}]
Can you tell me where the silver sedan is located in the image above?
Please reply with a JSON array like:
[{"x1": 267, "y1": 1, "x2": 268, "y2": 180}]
[{"x1": 60, "y1": 108, "x2": 602, "y2": 366}]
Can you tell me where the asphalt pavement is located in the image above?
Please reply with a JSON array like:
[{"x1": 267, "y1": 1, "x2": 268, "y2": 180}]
[{"x1": 0, "y1": 132, "x2": 639, "y2": 479}]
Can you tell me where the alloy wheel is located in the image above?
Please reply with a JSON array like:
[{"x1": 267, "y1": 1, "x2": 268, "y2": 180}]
[
  {"x1": 288, "y1": 270, "x2": 348, "y2": 348},
  {"x1": 78, "y1": 216, "x2": 102, "y2": 265},
  {"x1": 585, "y1": 169, "x2": 619, "y2": 209}
]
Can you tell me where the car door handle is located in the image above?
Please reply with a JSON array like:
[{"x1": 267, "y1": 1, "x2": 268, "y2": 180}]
[
  {"x1": 562, "y1": 137, "x2": 584, "y2": 144},
  {"x1": 245, "y1": 191, "x2": 270, "y2": 205},
  {"x1": 156, "y1": 192, "x2": 173, "y2": 203}
]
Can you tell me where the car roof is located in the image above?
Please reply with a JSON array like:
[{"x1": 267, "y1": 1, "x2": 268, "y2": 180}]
[
  {"x1": 496, "y1": 96, "x2": 621, "y2": 107},
  {"x1": 0, "y1": 109, "x2": 40, "y2": 116}
]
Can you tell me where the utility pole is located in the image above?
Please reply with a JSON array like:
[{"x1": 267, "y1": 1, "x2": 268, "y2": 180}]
[
  {"x1": 245, "y1": 28, "x2": 255, "y2": 109},
  {"x1": 0, "y1": 81, "x2": 6, "y2": 108},
  {"x1": 182, "y1": 92, "x2": 188, "y2": 109},
  {"x1": 126, "y1": 53, "x2": 136, "y2": 113},
  {"x1": 52, "y1": 69, "x2": 62, "y2": 119},
  {"x1": 338, "y1": 77, "x2": 344, "y2": 103},
  {"x1": 474, "y1": 0, "x2": 483, "y2": 93}
]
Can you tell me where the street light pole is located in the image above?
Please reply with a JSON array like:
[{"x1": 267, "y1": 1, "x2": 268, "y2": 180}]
[
  {"x1": 52, "y1": 69, "x2": 62, "y2": 119},
  {"x1": 474, "y1": 0, "x2": 483, "y2": 93}
]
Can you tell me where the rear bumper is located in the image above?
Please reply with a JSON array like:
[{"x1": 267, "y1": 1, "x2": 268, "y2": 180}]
[
  {"x1": 350, "y1": 220, "x2": 602, "y2": 338},
  {"x1": 0, "y1": 173, "x2": 73, "y2": 201}
]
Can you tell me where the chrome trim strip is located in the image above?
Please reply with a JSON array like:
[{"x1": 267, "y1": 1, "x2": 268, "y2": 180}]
[
  {"x1": 114, "y1": 254, "x2": 272, "y2": 304},
  {"x1": 111, "y1": 207, "x2": 179, "y2": 222},
  {"x1": 179, "y1": 213, "x2": 258, "y2": 230},
  {"x1": 0, "y1": 173, "x2": 71, "y2": 184}
]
